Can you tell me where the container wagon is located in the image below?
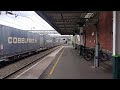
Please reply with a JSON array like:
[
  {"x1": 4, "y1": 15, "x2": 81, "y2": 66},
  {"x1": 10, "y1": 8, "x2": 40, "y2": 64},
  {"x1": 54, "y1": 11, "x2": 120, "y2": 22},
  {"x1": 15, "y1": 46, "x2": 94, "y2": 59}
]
[
  {"x1": 0, "y1": 24, "x2": 64, "y2": 62},
  {"x1": 0, "y1": 24, "x2": 42, "y2": 62}
]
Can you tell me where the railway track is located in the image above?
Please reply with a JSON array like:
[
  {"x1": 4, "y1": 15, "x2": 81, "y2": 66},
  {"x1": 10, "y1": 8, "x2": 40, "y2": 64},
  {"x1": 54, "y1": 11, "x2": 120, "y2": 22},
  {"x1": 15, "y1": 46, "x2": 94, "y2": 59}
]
[{"x1": 0, "y1": 46, "x2": 61, "y2": 79}]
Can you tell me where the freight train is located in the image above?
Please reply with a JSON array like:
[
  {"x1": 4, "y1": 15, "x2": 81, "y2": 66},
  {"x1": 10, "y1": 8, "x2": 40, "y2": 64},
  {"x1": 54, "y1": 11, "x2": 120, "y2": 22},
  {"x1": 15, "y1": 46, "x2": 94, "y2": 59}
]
[{"x1": 0, "y1": 24, "x2": 66, "y2": 62}]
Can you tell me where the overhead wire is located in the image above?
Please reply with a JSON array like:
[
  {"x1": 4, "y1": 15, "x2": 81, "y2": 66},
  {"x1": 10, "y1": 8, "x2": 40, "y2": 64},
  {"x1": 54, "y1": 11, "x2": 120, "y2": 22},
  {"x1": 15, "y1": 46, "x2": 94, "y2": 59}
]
[
  {"x1": 0, "y1": 17, "x2": 29, "y2": 29},
  {"x1": 1, "y1": 11, "x2": 45, "y2": 30},
  {"x1": 15, "y1": 11, "x2": 56, "y2": 35},
  {"x1": 15, "y1": 11, "x2": 48, "y2": 29},
  {"x1": 31, "y1": 12, "x2": 52, "y2": 29},
  {"x1": 2, "y1": 11, "x2": 53, "y2": 30},
  {"x1": 0, "y1": 12, "x2": 30, "y2": 29},
  {"x1": 22, "y1": 11, "x2": 50, "y2": 29},
  {"x1": 5, "y1": 14, "x2": 32, "y2": 29},
  {"x1": 0, "y1": 11, "x2": 56, "y2": 35}
]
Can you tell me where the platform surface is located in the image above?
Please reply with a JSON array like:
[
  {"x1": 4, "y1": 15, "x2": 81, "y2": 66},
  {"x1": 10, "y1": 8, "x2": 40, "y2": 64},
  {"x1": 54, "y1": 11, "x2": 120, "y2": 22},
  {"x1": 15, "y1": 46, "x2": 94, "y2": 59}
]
[{"x1": 41, "y1": 46, "x2": 112, "y2": 79}]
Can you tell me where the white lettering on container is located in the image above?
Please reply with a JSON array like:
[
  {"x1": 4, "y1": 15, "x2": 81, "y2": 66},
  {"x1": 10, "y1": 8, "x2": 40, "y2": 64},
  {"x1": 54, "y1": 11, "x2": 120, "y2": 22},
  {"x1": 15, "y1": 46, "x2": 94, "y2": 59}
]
[
  {"x1": 18, "y1": 38, "x2": 21, "y2": 43},
  {"x1": 13, "y1": 37, "x2": 17, "y2": 43},
  {"x1": 8, "y1": 37, "x2": 37, "y2": 44},
  {"x1": 8, "y1": 37, "x2": 12, "y2": 44}
]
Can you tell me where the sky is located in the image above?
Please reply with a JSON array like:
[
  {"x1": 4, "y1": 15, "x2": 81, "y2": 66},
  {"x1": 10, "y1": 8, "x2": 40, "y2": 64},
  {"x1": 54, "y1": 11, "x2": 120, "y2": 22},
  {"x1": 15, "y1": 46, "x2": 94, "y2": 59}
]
[
  {"x1": 0, "y1": 11, "x2": 56, "y2": 30},
  {"x1": 0, "y1": 11, "x2": 72, "y2": 37}
]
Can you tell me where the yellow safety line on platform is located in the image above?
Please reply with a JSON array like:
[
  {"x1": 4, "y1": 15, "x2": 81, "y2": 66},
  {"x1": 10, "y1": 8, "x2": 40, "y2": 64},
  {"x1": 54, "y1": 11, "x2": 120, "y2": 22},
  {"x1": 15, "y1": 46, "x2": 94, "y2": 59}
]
[{"x1": 46, "y1": 49, "x2": 64, "y2": 79}]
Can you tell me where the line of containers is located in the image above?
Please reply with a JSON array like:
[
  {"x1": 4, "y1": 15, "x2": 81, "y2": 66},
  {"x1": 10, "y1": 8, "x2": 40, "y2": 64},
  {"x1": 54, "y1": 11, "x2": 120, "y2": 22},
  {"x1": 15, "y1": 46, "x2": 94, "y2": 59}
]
[{"x1": 0, "y1": 24, "x2": 66, "y2": 62}]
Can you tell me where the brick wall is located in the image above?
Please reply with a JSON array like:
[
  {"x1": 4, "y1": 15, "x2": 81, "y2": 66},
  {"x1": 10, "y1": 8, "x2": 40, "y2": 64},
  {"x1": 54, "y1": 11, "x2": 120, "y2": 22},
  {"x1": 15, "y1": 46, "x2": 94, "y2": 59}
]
[
  {"x1": 85, "y1": 11, "x2": 113, "y2": 52},
  {"x1": 85, "y1": 25, "x2": 96, "y2": 47},
  {"x1": 98, "y1": 11, "x2": 113, "y2": 52}
]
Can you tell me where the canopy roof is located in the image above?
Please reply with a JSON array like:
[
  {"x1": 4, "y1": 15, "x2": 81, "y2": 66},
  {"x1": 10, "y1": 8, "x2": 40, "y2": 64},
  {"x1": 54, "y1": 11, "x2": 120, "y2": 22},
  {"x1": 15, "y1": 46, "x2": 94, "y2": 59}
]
[{"x1": 36, "y1": 11, "x2": 98, "y2": 35}]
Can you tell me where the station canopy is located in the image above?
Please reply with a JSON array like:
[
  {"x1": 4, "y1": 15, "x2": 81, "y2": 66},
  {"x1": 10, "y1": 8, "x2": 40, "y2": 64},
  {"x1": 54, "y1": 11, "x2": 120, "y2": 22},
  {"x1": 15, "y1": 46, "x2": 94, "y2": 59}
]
[{"x1": 36, "y1": 11, "x2": 98, "y2": 35}]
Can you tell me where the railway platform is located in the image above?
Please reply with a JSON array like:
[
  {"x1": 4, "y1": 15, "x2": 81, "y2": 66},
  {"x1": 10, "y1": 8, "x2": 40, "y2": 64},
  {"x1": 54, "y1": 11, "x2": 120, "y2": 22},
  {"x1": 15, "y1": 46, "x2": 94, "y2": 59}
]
[
  {"x1": 12, "y1": 45, "x2": 112, "y2": 79},
  {"x1": 40, "y1": 45, "x2": 112, "y2": 79}
]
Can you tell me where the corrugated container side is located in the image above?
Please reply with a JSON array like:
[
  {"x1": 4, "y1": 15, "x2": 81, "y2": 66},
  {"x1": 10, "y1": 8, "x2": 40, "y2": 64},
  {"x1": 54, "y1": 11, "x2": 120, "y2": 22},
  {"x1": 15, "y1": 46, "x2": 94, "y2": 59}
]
[
  {"x1": 40, "y1": 35, "x2": 44, "y2": 48},
  {"x1": 0, "y1": 24, "x2": 43, "y2": 59}
]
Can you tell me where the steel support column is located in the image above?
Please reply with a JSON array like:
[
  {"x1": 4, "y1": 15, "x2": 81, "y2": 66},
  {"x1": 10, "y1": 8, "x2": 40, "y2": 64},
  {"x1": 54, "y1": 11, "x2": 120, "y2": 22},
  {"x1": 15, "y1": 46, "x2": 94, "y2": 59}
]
[
  {"x1": 112, "y1": 11, "x2": 120, "y2": 79},
  {"x1": 79, "y1": 27, "x2": 83, "y2": 55},
  {"x1": 83, "y1": 29, "x2": 86, "y2": 47},
  {"x1": 72, "y1": 35, "x2": 77, "y2": 48},
  {"x1": 74, "y1": 33, "x2": 78, "y2": 49},
  {"x1": 72, "y1": 35, "x2": 75, "y2": 47},
  {"x1": 94, "y1": 23, "x2": 100, "y2": 68}
]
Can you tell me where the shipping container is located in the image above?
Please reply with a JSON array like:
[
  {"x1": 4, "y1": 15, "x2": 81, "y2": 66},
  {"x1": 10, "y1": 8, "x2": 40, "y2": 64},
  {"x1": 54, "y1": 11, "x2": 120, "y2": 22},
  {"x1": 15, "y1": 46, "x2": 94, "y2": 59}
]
[
  {"x1": 0, "y1": 24, "x2": 41, "y2": 61},
  {"x1": 0, "y1": 24, "x2": 64, "y2": 62}
]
